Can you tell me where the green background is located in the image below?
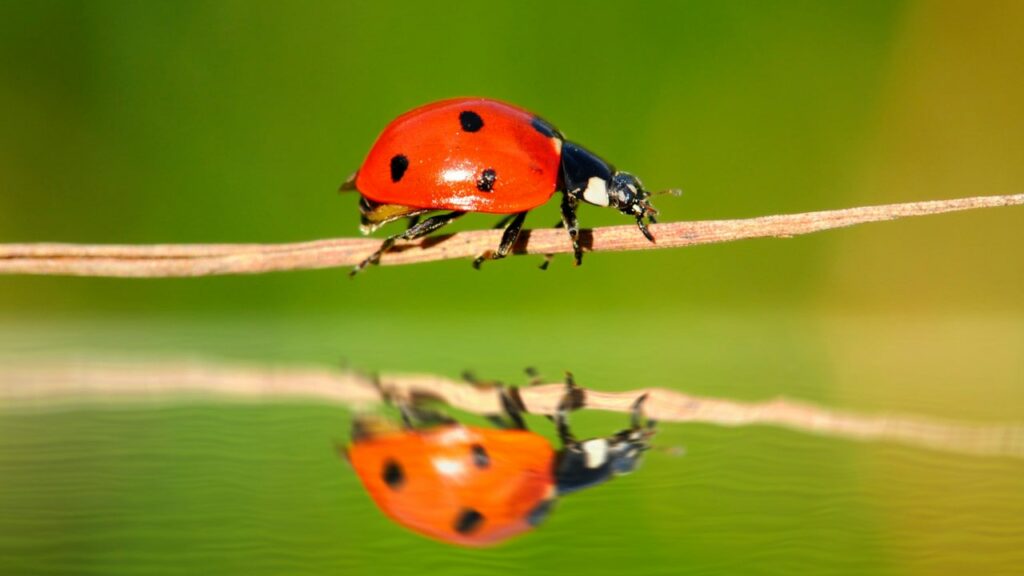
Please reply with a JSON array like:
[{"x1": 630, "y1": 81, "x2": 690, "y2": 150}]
[{"x1": 2, "y1": 1, "x2": 1023, "y2": 574}]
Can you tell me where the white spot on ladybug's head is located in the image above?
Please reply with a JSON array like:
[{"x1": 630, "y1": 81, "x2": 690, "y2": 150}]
[
  {"x1": 581, "y1": 438, "x2": 609, "y2": 469},
  {"x1": 581, "y1": 176, "x2": 610, "y2": 207}
]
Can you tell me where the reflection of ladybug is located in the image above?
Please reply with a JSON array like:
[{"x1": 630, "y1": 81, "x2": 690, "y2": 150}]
[
  {"x1": 341, "y1": 97, "x2": 665, "y2": 275},
  {"x1": 342, "y1": 375, "x2": 656, "y2": 546}
]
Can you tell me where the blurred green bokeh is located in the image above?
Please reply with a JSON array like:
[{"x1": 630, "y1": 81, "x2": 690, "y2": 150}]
[
  {"x1": 1, "y1": 0, "x2": 909, "y2": 315},
  {"x1": 1, "y1": 1, "x2": 1022, "y2": 574}
]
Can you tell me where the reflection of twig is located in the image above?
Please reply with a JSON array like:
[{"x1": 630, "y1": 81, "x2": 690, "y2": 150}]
[
  {"x1": 1, "y1": 194, "x2": 1021, "y2": 277},
  {"x1": 3, "y1": 360, "x2": 1023, "y2": 460}
]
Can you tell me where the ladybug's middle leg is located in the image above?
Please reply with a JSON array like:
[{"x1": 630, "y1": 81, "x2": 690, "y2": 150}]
[
  {"x1": 483, "y1": 386, "x2": 528, "y2": 430},
  {"x1": 472, "y1": 211, "x2": 528, "y2": 269},
  {"x1": 463, "y1": 372, "x2": 528, "y2": 431},
  {"x1": 497, "y1": 386, "x2": 527, "y2": 430},
  {"x1": 351, "y1": 210, "x2": 466, "y2": 276},
  {"x1": 491, "y1": 213, "x2": 516, "y2": 230}
]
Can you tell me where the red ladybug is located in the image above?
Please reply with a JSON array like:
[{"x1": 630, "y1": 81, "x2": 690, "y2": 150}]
[
  {"x1": 341, "y1": 97, "x2": 664, "y2": 274},
  {"x1": 343, "y1": 375, "x2": 656, "y2": 546}
]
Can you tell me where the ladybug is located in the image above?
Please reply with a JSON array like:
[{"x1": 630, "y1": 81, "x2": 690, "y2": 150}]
[
  {"x1": 341, "y1": 97, "x2": 666, "y2": 275},
  {"x1": 342, "y1": 374, "x2": 656, "y2": 546}
]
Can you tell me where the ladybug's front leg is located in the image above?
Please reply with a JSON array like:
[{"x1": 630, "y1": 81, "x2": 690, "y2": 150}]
[
  {"x1": 472, "y1": 211, "x2": 528, "y2": 269},
  {"x1": 553, "y1": 372, "x2": 586, "y2": 445},
  {"x1": 559, "y1": 193, "x2": 583, "y2": 266},
  {"x1": 350, "y1": 211, "x2": 466, "y2": 276}
]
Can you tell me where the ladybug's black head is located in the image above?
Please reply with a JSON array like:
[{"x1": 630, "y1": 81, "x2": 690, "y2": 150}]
[
  {"x1": 553, "y1": 393, "x2": 657, "y2": 496},
  {"x1": 561, "y1": 142, "x2": 661, "y2": 242},
  {"x1": 605, "y1": 424, "x2": 656, "y2": 475},
  {"x1": 607, "y1": 172, "x2": 659, "y2": 241}
]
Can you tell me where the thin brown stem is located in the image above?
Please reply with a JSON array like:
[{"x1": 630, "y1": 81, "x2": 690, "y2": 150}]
[
  {"x1": 2, "y1": 360, "x2": 1022, "y2": 460},
  {"x1": 1, "y1": 194, "x2": 1020, "y2": 277}
]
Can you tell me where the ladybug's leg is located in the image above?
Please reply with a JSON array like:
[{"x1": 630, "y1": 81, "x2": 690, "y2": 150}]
[
  {"x1": 559, "y1": 193, "x2": 583, "y2": 266},
  {"x1": 496, "y1": 386, "x2": 528, "y2": 430},
  {"x1": 630, "y1": 393, "x2": 652, "y2": 430},
  {"x1": 351, "y1": 211, "x2": 466, "y2": 276},
  {"x1": 397, "y1": 399, "x2": 456, "y2": 430},
  {"x1": 462, "y1": 373, "x2": 528, "y2": 430},
  {"x1": 472, "y1": 211, "x2": 528, "y2": 269},
  {"x1": 635, "y1": 215, "x2": 655, "y2": 243},
  {"x1": 553, "y1": 372, "x2": 586, "y2": 445},
  {"x1": 491, "y1": 214, "x2": 516, "y2": 230}
]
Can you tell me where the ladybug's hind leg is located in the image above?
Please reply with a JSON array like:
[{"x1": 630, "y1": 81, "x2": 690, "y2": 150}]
[
  {"x1": 351, "y1": 210, "x2": 466, "y2": 276},
  {"x1": 397, "y1": 398, "x2": 456, "y2": 430},
  {"x1": 490, "y1": 213, "x2": 517, "y2": 230},
  {"x1": 367, "y1": 374, "x2": 455, "y2": 430},
  {"x1": 472, "y1": 211, "x2": 529, "y2": 270}
]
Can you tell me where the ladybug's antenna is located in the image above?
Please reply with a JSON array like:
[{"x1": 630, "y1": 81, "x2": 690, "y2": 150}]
[{"x1": 652, "y1": 444, "x2": 686, "y2": 457}]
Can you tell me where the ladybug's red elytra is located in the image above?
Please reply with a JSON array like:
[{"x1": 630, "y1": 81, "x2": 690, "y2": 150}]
[
  {"x1": 341, "y1": 97, "x2": 667, "y2": 275},
  {"x1": 343, "y1": 374, "x2": 656, "y2": 547}
]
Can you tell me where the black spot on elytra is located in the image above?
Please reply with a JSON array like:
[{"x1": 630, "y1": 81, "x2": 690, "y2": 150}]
[
  {"x1": 390, "y1": 154, "x2": 409, "y2": 183},
  {"x1": 454, "y1": 508, "x2": 484, "y2": 535},
  {"x1": 526, "y1": 499, "x2": 554, "y2": 526},
  {"x1": 459, "y1": 110, "x2": 484, "y2": 132},
  {"x1": 471, "y1": 444, "x2": 489, "y2": 469},
  {"x1": 476, "y1": 168, "x2": 497, "y2": 192},
  {"x1": 531, "y1": 116, "x2": 562, "y2": 139},
  {"x1": 382, "y1": 459, "x2": 404, "y2": 489}
]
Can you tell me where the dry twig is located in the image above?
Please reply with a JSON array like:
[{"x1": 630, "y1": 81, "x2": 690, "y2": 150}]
[
  {"x1": 1, "y1": 194, "x2": 1020, "y2": 277},
  {"x1": 2, "y1": 360, "x2": 1022, "y2": 460}
]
